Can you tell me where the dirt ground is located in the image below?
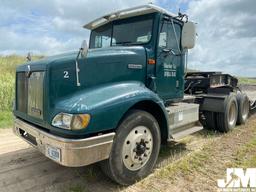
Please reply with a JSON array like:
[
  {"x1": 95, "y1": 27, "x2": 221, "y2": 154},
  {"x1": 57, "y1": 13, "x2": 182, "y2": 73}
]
[
  {"x1": 239, "y1": 84, "x2": 256, "y2": 101},
  {"x1": 0, "y1": 86, "x2": 255, "y2": 192},
  {"x1": 0, "y1": 114, "x2": 255, "y2": 192},
  {"x1": 0, "y1": 126, "x2": 211, "y2": 192}
]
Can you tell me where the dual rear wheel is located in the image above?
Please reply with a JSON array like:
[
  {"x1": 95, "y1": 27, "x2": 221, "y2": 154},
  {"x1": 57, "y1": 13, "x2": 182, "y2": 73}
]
[{"x1": 203, "y1": 93, "x2": 250, "y2": 132}]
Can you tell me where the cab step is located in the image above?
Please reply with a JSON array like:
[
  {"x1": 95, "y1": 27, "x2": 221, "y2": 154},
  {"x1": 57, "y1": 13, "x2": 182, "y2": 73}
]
[
  {"x1": 166, "y1": 102, "x2": 203, "y2": 141},
  {"x1": 171, "y1": 125, "x2": 203, "y2": 140}
]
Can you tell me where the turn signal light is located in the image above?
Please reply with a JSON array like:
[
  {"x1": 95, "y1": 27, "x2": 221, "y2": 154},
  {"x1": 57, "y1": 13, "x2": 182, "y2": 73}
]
[{"x1": 148, "y1": 59, "x2": 156, "y2": 65}]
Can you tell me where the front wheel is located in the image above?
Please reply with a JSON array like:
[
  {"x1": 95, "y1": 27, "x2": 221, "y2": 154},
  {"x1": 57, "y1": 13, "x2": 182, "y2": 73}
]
[{"x1": 100, "y1": 110, "x2": 161, "y2": 185}]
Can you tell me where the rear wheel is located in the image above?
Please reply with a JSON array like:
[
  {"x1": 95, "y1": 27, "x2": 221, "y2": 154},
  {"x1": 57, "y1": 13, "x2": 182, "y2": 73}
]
[
  {"x1": 216, "y1": 94, "x2": 238, "y2": 132},
  {"x1": 203, "y1": 111, "x2": 216, "y2": 130},
  {"x1": 236, "y1": 93, "x2": 250, "y2": 125},
  {"x1": 100, "y1": 110, "x2": 161, "y2": 185}
]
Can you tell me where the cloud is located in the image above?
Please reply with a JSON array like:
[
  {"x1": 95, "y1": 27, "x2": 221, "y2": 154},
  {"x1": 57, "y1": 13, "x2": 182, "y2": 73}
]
[
  {"x1": 0, "y1": 0, "x2": 153, "y2": 55},
  {"x1": 187, "y1": 0, "x2": 256, "y2": 77},
  {"x1": 1, "y1": 0, "x2": 255, "y2": 77}
]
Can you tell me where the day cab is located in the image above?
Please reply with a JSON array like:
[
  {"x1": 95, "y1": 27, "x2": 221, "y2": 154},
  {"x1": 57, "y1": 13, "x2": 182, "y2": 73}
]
[{"x1": 13, "y1": 4, "x2": 249, "y2": 185}]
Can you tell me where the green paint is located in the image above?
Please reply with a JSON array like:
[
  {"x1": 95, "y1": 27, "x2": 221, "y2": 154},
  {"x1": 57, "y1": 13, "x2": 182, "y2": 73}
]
[{"x1": 14, "y1": 12, "x2": 185, "y2": 138}]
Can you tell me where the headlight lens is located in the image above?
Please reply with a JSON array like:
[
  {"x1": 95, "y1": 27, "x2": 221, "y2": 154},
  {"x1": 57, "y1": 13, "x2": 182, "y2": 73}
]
[{"x1": 52, "y1": 113, "x2": 90, "y2": 130}]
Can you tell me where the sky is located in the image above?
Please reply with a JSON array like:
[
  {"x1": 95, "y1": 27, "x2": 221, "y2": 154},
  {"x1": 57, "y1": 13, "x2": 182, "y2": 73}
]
[{"x1": 0, "y1": 0, "x2": 255, "y2": 77}]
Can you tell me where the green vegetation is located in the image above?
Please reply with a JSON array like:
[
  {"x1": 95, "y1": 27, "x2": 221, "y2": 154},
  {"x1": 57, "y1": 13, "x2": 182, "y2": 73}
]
[
  {"x1": 238, "y1": 77, "x2": 256, "y2": 85},
  {"x1": 157, "y1": 142, "x2": 212, "y2": 179},
  {"x1": 0, "y1": 111, "x2": 13, "y2": 128},
  {"x1": 0, "y1": 55, "x2": 43, "y2": 128},
  {"x1": 136, "y1": 119, "x2": 256, "y2": 191},
  {"x1": 233, "y1": 136, "x2": 256, "y2": 168},
  {"x1": 68, "y1": 185, "x2": 88, "y2": 192}
]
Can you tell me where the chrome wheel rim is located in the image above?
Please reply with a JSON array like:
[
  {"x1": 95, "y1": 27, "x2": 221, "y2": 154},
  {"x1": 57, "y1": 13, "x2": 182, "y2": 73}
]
[
  {"x1": 229, "y1": 102, "x2": 237, "y2": 126},
  {"x1": 122, "y1": 126, "x2": 153, "y2": 171}
]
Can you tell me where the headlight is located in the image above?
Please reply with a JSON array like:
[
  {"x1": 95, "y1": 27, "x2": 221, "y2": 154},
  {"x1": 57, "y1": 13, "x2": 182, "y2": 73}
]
[{"x1": 52, "y1": 113, "x2": 90, "y2": 130}]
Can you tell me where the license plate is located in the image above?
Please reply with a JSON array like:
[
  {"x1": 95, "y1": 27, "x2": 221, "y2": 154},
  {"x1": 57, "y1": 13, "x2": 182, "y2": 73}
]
[{"x1": 47, "y1": 146, "x2": 61, "y2": 162}]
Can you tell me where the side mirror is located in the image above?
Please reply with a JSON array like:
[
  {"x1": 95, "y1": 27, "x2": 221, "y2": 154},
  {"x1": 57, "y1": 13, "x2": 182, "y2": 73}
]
[
  {"x1": 80, "y1": 40, "x2": 88, "y2": 58},
  {"x1": 181, "y1": 21, "x2": 196, "y2": 49}
]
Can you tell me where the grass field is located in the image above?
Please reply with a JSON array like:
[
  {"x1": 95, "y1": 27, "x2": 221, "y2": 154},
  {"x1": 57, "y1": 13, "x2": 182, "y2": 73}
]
[
  {"x1": 0, "y1": 55, "x2": 42, "y2": 128},
  {"x1": 238, "y1": 77, "x2": 256, "y2": 85},
  {"x1": 0, "y1": 55, "x2": 255, "y2": 128}
]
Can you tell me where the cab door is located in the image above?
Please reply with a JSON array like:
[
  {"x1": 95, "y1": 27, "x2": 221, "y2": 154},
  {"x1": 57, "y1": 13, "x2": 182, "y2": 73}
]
[{"x1": 155, "y1": 18, "x2": 184, "y2": 101}]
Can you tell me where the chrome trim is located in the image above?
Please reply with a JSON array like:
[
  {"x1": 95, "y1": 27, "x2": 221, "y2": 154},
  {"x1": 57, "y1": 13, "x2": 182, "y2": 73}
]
[
  {"x1": 75, "y1": 60, "x2": 81, "y2": 87},
  {"x1": 27, "y1": 72, "x2": 44, "y2": 119},
  {"x1": 13, "y1": 118, "x2": 115, "y2": 167},
  {"x1": 128, "y1": 64, "x2": 143, "y2": 69}
]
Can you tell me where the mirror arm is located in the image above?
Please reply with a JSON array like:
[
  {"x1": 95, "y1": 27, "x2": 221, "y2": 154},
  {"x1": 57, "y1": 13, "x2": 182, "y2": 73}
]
[
  {"x1": 162, "y1": 48, "x2": 183, "y2": 56},
  {"x1": 75, "y1": 40, "x2": 88, "y2": 87},
  {"x1": 75, "y1": 47, "x2": 83, "y2": 87},
  {"x1": 75, "y1": 53, "x2": 81, "y2": 87},
  {"x1": 76, "y1": 49, "x2": 81, "y2": 60}
]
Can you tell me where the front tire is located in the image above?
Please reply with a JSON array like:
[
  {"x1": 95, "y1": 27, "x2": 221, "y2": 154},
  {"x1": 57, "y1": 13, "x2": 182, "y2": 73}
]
[{"x1": 100, "y1": 110, "x2": 161, "y2": 185}]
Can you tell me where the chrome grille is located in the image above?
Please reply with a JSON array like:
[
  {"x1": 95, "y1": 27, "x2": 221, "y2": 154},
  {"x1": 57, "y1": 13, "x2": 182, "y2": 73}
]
[
  {"x1": 27, "y1": 72, "x2": 44, "y2": 119},
  {"x1": 16, "y1": 71, "x2": 44, "y2": 119}
]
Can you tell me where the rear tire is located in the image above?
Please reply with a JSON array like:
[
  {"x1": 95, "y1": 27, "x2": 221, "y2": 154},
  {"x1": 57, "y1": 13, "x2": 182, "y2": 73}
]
[
  {"x1": 236, "y1": 93, "x2": 250, "y2": 125},
  {"x1": 216, "y1": 94, "x2": 238, "y2": 132},
  {"x1": 203, "y1": 111, "x2": 216, "y2": 130},
  {"x1": 100, "y1": 110, "x2": 161, "y2": 185}
]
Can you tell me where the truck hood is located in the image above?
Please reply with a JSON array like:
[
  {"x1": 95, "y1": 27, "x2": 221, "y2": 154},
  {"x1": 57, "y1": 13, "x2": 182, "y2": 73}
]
[
  {"x1": 16, "y1": 46, "x2": 146, "y2": 72},
  {"x1": 49, "y1": 46, "x2": 147, "y2": 70},
  {"x1": 16, "y1": 51, "x2": 77, "y2": 72},
  {"x1": 14, "y1": 46, "x2": 147, "y2": 133},
  {"x1": 48, "y1": 46, "x2": 147, "y2": 100}
]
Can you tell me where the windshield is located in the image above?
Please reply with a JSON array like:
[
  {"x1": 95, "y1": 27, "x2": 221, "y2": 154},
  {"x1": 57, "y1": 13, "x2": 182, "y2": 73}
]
[{"x1": 89, "y1": 16, "x2": 153, "y2": 48}]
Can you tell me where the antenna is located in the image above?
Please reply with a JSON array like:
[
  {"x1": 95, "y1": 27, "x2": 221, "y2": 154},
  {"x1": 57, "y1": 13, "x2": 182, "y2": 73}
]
[{"x1": 176, "y1": 8, "x2": 189, "y2": 22}]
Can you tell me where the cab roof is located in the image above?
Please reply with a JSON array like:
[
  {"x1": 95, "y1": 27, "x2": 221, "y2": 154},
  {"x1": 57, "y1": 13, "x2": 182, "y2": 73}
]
[{"x1": 83, "y1": 4, "x2": 177, "y2": 30}]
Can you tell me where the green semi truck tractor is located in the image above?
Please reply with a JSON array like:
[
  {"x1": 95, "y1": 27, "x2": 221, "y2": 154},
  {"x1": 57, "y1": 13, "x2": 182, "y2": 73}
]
[{"x1": 13, "y1": 5, "x2": 252, "y2": 185}]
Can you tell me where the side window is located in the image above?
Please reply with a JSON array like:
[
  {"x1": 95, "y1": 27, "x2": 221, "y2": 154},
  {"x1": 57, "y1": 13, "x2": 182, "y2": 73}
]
[
  {"x1": 169, "y1": 22, "x2": 181, "y2": 51},
  {"x1": 94, "y1": 36, "x2": 111, "y2": 48},
  {"x1": 90, "y1": 24, "x2": 112, "y2": 49},
  {"x1": 158, "y1": 20, "x2": 181, "y2": 51}
]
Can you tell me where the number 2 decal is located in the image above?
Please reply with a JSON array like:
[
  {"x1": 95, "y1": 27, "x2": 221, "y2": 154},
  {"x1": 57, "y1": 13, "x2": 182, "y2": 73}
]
[{"x1": 64, "y1": 71, "x2": 69, "y2": 79}]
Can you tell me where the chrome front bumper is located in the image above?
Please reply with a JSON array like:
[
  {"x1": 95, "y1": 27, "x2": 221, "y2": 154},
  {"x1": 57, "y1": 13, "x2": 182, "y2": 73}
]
[{"x1": 13, "y1": 118, "x2": 115, "y2": 167}]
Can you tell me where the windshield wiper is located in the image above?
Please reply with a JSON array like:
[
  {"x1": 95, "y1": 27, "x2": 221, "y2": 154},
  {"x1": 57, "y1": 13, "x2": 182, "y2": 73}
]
[
  {"x1": 114, "y1": 41, "x2": 144, "y2": 46},
  {"x1": 115, "y1": 41, "x2": 133, "y2": 45}
]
